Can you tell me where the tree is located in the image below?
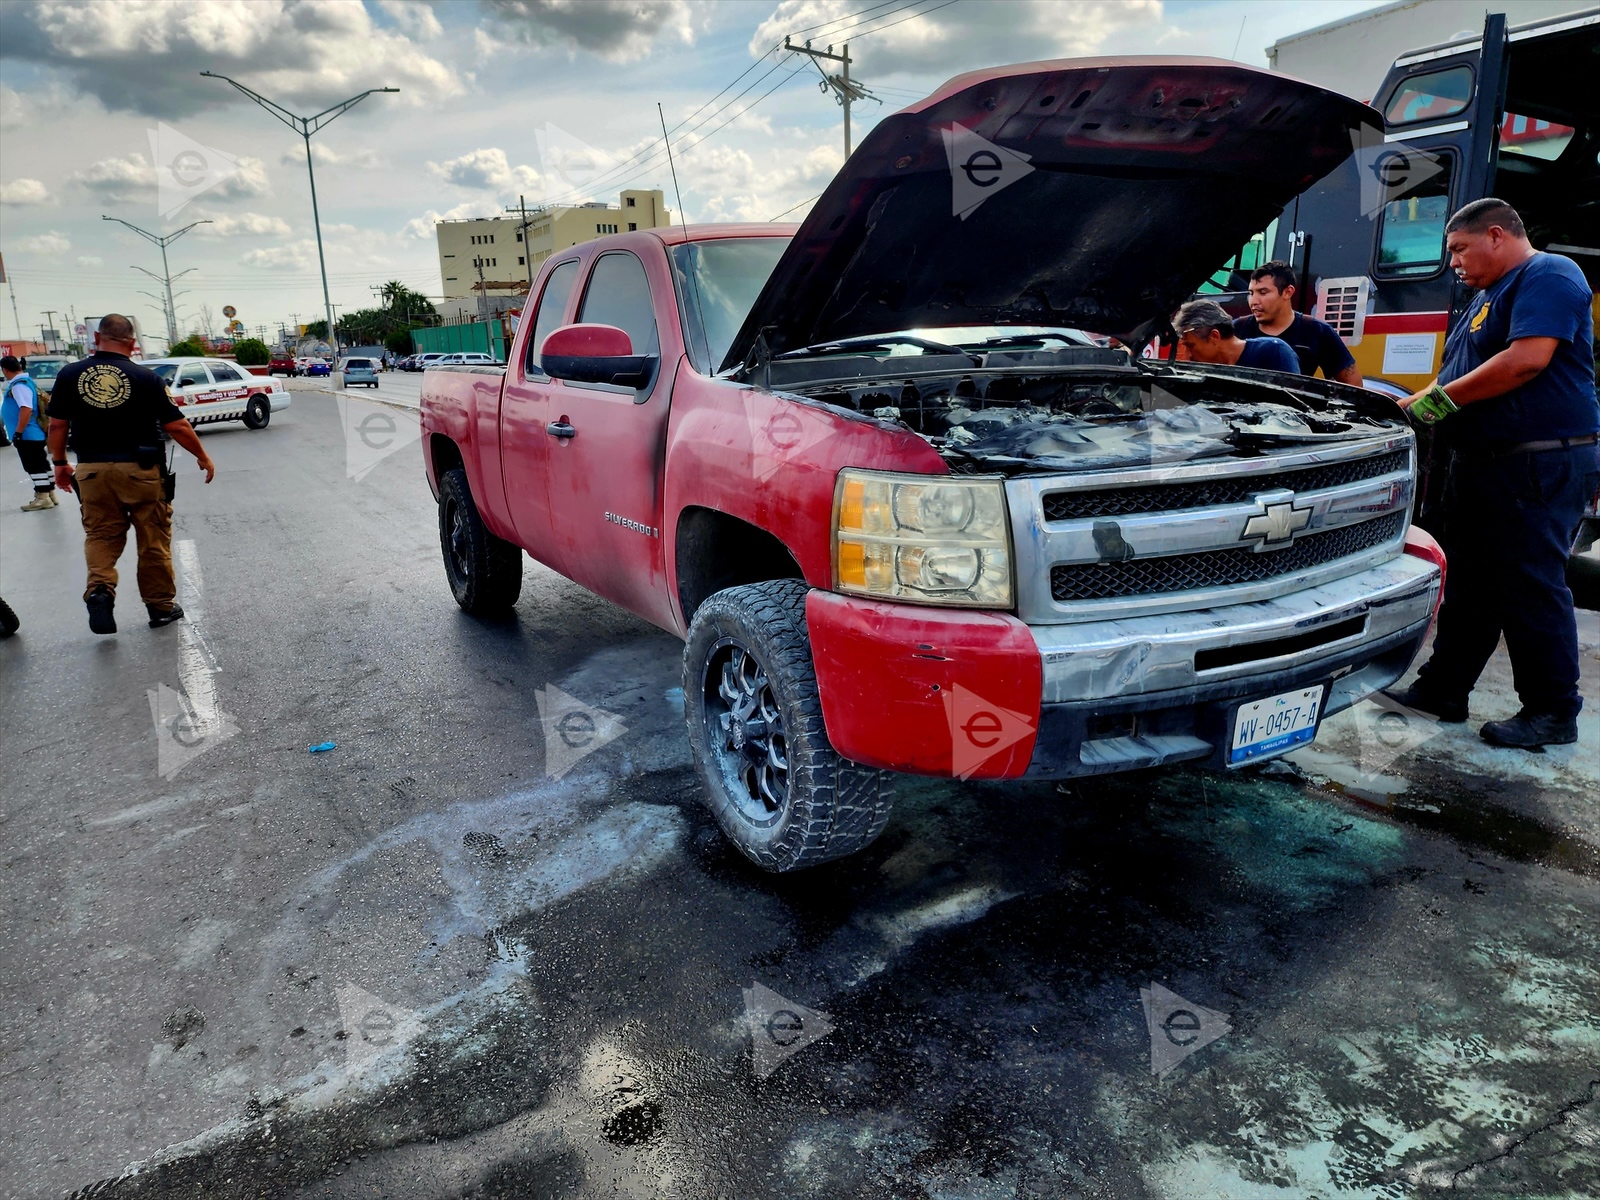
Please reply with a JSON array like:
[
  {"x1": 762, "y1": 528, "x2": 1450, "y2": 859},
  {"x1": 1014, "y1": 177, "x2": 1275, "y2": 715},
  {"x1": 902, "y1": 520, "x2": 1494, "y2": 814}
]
[
  {"x1": 234, "y1": 337, "x2": 270, "y2": 366},
  {"x1": 384, "y1": 329, "x2": 414, "y2": 355},
  {"x1": 168, "y1": 337, "x2": 205, "y2": 357},
  {"x1": 303, "y1": 319, "x2": 328, "y2": 339}
]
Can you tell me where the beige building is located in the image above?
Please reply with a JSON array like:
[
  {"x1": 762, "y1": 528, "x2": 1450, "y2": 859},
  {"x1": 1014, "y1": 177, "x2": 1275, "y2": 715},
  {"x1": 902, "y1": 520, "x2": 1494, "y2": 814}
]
[{"x1": 434, "y1": 189, "x2": 670, "y2": 301}]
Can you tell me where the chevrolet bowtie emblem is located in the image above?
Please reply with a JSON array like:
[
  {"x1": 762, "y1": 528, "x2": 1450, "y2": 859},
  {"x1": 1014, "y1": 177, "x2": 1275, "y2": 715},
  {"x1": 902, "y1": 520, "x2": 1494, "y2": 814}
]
[{"x1": 1242, "y1": 500, "x2": 1312, "y2": 547}]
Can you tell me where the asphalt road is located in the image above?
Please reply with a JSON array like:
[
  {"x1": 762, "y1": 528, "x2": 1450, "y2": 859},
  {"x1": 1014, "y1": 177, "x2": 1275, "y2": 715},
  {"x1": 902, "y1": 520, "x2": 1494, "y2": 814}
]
[{"x1": 1, "y1": 391, "x2": 1596, "y2": 1200}]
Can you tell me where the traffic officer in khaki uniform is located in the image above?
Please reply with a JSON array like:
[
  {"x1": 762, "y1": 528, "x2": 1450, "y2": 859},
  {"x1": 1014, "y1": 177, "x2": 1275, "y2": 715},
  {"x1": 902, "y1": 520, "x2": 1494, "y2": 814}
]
[
  {"x1": 46, "y1": 314, "x2": 216, "y2": 635},
  {"x1": 1388, "y1": 200, "x2": 1600, "y2": 749}
]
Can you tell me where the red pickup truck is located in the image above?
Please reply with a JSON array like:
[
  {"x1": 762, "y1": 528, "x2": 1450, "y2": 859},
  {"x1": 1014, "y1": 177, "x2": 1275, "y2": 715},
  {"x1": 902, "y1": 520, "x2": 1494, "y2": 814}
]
[{"x1": 421, "y1": 58, "x2": 1445, "y2": 872}]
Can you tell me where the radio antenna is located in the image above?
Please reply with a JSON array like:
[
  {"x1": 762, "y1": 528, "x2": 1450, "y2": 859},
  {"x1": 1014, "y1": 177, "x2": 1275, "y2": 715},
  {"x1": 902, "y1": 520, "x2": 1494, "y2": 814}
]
[
  {"x1": 659, "y1": 102, "x2": 691, "y2": 243},
  {"x1": 659, "y1": 102, "x2": 711, "y2": 367}
]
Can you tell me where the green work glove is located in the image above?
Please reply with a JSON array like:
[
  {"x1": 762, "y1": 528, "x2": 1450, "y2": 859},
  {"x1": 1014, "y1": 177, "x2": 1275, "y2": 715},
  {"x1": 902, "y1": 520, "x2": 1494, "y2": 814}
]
[{"x1": 1409, "y1": 383, "x2": 1458, "y2": 425}]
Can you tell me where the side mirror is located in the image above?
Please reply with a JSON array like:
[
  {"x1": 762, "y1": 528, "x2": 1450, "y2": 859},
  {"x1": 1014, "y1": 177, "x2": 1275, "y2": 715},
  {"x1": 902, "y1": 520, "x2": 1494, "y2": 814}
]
[{"x1": 541, "y1": 323, "x2": 657, "y2": 389}]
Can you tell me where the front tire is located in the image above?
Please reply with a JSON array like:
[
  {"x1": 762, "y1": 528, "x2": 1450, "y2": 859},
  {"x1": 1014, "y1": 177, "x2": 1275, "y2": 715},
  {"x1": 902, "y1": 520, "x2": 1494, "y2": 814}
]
[
  {"x1": 438, "y1": 468, "x2": 522, "y2": 614},
  {"x1": 684, "y1": 578, "x2": 894, "y2": 872},
  {"x1": 243, "y1": 395, "x2": 271, "y2": 429}
]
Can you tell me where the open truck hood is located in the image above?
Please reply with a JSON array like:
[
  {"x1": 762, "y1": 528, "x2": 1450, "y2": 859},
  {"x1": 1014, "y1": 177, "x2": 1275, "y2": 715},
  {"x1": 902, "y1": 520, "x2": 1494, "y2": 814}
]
[{"x1": 724, "y1": 57, "x2": 1376, "y2": 372}]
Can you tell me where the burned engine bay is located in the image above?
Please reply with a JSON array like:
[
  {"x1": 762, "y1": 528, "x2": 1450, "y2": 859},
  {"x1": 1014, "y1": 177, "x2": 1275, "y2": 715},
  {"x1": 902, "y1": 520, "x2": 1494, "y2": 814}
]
[{"x1": 761, "y1": 347, "x2": 1405, "y2": 474}]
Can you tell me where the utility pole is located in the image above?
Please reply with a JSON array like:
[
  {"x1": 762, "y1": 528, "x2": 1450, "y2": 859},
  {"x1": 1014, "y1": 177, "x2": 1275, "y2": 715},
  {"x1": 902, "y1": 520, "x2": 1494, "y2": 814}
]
[
  {"x1": 200, "y1": 72, "x2": 398, "y2": 367},
  {"x1": 41, "y1": 310, "x2": 59, "y2": 352},
  {"x1": 7, "y1": 279, "x2": 23, "y2": 346},
  {"x1": 784, "y1": 38, "x2": 877, "y2": 158},
  {"x1": 102, "y1": 216, "x2": 211, "y2": 345},
  {"x1": 503, "y1": 193, "x2": 539, "y2": 292}
]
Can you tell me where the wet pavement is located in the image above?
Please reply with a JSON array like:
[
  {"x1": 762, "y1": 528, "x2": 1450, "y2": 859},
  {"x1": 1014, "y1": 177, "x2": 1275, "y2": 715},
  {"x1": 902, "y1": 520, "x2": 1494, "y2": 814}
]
[{"x1": 1, "y1": 392, "x2": 1596, "y2": 1200}]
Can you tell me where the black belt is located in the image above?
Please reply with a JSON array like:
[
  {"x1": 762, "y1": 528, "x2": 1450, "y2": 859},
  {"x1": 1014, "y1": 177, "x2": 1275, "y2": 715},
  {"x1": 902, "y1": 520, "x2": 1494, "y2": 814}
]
[{"x1": 1463, "y1": 433, "x2": 1599, "y2": 460}]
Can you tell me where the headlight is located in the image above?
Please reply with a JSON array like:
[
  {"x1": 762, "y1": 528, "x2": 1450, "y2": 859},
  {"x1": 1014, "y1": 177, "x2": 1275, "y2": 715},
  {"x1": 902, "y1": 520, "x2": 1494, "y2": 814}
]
[{"x1": 833, "y1": 469, "x2": 1013, "y2": 607}]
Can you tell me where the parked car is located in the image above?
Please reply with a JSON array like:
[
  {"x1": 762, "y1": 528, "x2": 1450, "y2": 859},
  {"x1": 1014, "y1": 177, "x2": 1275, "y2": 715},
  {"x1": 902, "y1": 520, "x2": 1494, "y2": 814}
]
[
  {"x1": 408, "y1": 353, "x2": 446, "y2": 371},
  {"x1": 146, "y1": 357, "x2": 291, "y2": 429},
  {"x1": 339, "y1": 357, "x2": 379, "y2": 388},
  {"x1": 435, "y1": 352, "x2": 497, "y2": 366},
  {"x1": 420, "y1": 58, "x2": 1446, "y2": 873},
  {"x1": 269, "y1": 351, "x2": 296, "y2": 376},
  {"x1": 18, "y1": 355, "x2": 71, "y2": 410}
]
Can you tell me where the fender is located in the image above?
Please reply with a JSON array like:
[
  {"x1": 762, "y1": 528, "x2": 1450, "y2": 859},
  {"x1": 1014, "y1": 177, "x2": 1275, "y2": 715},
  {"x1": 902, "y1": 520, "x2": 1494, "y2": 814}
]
[
  {"x1": 661, "y1": 375, "x2": 951, "y2": 632},
  {"x1": 421, "y1": 370, "x2": 518, "y2": 543}
]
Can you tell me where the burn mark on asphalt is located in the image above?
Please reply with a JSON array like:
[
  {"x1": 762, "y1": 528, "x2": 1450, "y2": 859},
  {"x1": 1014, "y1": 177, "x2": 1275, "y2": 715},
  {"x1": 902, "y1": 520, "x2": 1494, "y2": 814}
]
[{"x1": 69, "y1": 763, "x2": 1600, "y2": 1198}]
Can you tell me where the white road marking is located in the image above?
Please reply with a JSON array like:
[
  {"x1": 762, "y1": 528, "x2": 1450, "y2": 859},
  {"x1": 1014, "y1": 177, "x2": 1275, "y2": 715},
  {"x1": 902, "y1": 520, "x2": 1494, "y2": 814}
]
[{"x1": 174, "y1": 539, "x2": 221, "y2": 725}]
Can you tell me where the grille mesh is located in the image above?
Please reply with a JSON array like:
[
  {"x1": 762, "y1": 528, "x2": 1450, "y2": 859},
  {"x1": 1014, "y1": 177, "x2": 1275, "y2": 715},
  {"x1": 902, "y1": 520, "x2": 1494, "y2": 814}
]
[
  {"x1": 1042, "y1": 449, "x2": 1409, "y2": 522},
  {"x1": 1050, "y1": 512, "x2": 1406, "y2": 602}
]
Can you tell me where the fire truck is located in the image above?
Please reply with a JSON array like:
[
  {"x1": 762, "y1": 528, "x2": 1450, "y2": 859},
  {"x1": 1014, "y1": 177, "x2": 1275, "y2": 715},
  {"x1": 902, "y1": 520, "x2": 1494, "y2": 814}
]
[
  {"x1": 1223, "y1": 8, "x2": 1599, "y2": 575},
  {"x1": 1273, "y1": 7, "x2": 1596, "y2": 393}
]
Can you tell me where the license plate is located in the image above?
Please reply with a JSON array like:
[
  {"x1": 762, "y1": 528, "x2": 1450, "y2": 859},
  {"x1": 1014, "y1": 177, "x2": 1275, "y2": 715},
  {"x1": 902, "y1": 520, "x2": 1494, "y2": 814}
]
[{"x1": 1229, "y1": 685, "x2": 1325, "y2": 764}]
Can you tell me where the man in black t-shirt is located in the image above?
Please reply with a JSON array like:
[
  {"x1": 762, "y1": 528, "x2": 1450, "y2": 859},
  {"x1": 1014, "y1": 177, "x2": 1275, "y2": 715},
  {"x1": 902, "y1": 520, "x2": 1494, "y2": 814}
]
[
  {"x1": 46, "y1": 314, "x2": 216, "y2": 635},
  {"x1": 1236, "y1": 261, "x2": 1362, "y2": 385}
]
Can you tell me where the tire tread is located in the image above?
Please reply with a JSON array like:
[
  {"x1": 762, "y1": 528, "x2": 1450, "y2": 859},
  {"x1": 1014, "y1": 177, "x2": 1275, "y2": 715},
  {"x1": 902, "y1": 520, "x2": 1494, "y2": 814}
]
[{"x1": 685, "y1": 578, "x2": 893, "y2": 871}]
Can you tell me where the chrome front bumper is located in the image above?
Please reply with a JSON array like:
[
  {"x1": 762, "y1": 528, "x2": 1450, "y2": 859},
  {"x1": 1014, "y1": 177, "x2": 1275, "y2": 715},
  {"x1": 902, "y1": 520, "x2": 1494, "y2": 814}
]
[
  {"x1": 1022, "y1": 553, "x2": 1441, "y2": 777},
  {"x1": 1031, "y1": 552, "x2": 1439, "y2": 704}
]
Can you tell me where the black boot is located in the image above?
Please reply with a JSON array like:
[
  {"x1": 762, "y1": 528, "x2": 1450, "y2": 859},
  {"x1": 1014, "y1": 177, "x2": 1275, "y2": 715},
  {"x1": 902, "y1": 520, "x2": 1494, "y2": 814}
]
[
  {"x1": 147, "y1": 602, "x2": 186, "y2": 628},
  {"x1": 86, "y1": 585, "x2": 116, "y2": 635},
  {"x1": 1381, "y1": 680, "x2": 1468, "y2": 724},
  {"x1": 1480, "y1": 710, "x2": 1579, "y2": 749}
]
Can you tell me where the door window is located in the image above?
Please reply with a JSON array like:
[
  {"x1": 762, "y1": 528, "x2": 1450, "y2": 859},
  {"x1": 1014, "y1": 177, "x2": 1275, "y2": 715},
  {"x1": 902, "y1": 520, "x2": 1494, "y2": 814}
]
[
  {"x1": 1500, "y1": 113, "x2": 1576, "y2": 161},
  {"x1": 1384, "y1": 66, "x2": 1473, "y2": 125},
  {"x1": 207, "y1": 361, "x2": 245, "y2": 382},
  {"x1": 577, "y1": 252, "x2": 658, "y2": 356},
  {"x1": 1375, "y1": 151, "x2": 1455, "y2": 278},
  {"x1": 526, "y1": 259, "x2": 580, "y2": 374},
  {"x1": 177, "y1": 365, "x2": 211, "y2": 388}
]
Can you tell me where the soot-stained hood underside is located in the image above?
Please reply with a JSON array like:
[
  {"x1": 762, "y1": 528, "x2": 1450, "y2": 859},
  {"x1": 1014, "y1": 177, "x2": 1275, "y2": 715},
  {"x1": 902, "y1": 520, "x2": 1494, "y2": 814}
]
[{"x1": 723, "y1": 57, "x2": 1376, "y2": 371}]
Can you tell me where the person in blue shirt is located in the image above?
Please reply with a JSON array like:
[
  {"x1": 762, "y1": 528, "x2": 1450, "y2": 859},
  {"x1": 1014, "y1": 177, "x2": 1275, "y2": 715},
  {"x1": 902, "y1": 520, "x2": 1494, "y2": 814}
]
[
  {"x1": 1387, "y1": 199, "x2": 1600, "y2": 749},
  {"x1": 1, "y1": 355, "x2": 56, "y2": 510},
  {"x1": 1173, "y1": 300, "x2": 1300, "y2": 374}
]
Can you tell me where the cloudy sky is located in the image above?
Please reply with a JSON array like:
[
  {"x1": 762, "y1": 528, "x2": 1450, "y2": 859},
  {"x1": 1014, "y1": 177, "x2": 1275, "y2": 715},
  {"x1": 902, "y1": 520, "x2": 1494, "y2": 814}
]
[{"x1": 0, "y1": 0, "x2": 1385, "y2": 348}]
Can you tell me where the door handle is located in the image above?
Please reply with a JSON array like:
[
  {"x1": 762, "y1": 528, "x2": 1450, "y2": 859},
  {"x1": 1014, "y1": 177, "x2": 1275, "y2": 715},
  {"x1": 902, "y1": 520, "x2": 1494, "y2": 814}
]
[{"x1": 546, "y1": 419, "x2": 575, "y2": 439}]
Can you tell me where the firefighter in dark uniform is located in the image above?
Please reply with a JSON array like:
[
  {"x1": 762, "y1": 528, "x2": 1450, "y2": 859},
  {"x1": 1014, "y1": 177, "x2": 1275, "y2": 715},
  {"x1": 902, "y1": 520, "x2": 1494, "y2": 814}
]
[
  {"x1": 1387, "y1": 200, "x2": 1600, "y2": 748},
  {"x1": 46, "y1": 314, "x2": 217, "y2": 635}
]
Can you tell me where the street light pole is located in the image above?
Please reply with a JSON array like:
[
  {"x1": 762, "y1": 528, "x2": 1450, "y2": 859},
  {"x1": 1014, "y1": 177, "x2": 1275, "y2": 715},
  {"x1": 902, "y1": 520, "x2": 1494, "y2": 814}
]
[
  {"x1": 102, "y1": 216, "x2": 211, "y2": 345},
  {"x1": 200, "y1": 72, "x2": 398, "y2": 365}
]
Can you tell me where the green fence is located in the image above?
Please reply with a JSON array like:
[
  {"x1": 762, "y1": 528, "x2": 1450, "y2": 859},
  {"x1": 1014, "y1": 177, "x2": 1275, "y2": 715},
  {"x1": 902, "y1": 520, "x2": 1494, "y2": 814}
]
[{"x1": 412, "y1": 322, "x2": 510, "y2": 362}]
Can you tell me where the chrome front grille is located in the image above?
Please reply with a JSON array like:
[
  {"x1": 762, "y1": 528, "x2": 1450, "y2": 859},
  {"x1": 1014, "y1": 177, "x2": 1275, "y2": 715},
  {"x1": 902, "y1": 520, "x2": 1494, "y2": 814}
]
[
  {"x1": 1040, "y1": 448, "x2": 1411, "y2": 521},
  {"x1": 1007, "y1": 434, "x2": 1416, "y2": 624},
  {"x1": 1049, "y1": 512, "x2": 1406, "y2": 601}
]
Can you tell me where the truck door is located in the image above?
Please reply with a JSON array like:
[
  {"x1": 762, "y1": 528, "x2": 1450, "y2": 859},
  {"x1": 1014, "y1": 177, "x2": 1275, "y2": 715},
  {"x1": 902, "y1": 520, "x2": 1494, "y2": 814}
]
[
  {"x1": 500, "y1": 257, "x2": 581, "y2": 568},
  {"x1": 540, "y1": 248, "x2": 678, "y2": 630}
]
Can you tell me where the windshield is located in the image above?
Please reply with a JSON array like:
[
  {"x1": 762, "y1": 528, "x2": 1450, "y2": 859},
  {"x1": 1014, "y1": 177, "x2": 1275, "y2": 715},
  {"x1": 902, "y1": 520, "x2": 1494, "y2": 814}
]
[
  {"x1": 150, "y1": 363, "x2": 177, "y2": 382},
  {"x1": 671, "y1": 237, "x2": 790, "y2": 372},
  {"x1": 28, "y1": 360, "x2": 65, "y2": 382}
]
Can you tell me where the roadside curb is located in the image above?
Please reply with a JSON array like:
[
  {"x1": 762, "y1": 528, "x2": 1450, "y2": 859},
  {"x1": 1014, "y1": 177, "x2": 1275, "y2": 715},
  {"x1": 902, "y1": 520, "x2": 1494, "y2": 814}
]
[{"x1": 293, "y1": 382, "x2": 419, "y2": 416}]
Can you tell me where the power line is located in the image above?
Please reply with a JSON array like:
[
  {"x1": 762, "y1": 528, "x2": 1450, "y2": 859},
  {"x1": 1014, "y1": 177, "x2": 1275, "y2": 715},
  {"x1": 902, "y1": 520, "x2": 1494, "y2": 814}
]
[
  {"x1": 767, "y1": 193, "x2": 822, "y2": 221},
  {"x1": 531, "y1": 0, "x2": 947, "y2": 209}
]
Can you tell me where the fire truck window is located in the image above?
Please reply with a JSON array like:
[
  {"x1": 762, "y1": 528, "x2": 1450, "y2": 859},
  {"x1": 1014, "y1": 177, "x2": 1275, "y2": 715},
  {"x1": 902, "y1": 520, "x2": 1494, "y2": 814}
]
[
  {"x1": 1384, "y1": 66, "x2": 1473, "y2": 125},
  {"x1": 1376, "y1": 153, "x2": 1454, "y2": 278},
  {"x1": 1499, "y1": 113, "x2": 1576, "y2": 161}
]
